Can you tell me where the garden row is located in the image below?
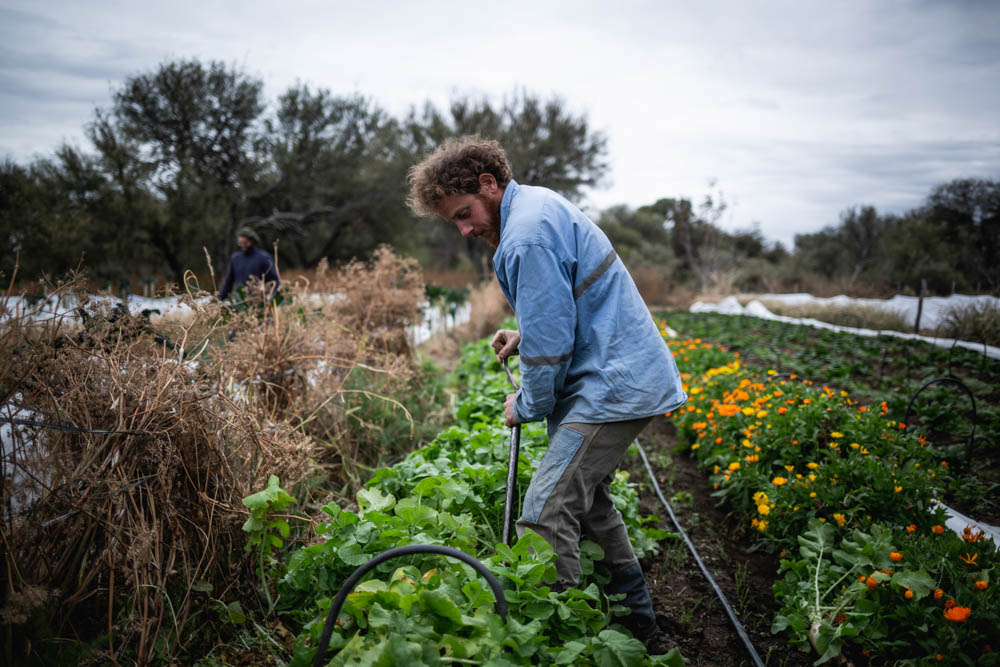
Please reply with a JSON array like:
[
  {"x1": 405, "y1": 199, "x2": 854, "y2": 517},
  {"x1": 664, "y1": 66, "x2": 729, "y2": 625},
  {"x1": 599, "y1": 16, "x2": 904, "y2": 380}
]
[
  {"x1": 255, "y1": 337, "x2": 683, "y2": 666},
  {"x1": 659, "y1": 329, "x2": 999, "y2": 665},
  {"x1": 663, "y1": 311, "x2": 1000, "y2": 525}
]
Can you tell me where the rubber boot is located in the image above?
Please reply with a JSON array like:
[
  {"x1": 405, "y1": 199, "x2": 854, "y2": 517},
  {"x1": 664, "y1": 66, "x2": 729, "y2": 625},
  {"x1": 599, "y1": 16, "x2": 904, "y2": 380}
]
[{"x1": 607, "y1": 562, "x2": 658, "y2": 640}]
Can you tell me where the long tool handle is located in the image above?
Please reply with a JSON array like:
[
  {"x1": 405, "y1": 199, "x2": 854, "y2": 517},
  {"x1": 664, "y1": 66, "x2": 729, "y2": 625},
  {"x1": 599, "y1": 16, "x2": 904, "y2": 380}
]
[
  {"x1": 501, "y1": 357, "x2": 520, "y2": 546},
  {"x1": 502, "y1": 423, "x2": 521, "y2": 545}
]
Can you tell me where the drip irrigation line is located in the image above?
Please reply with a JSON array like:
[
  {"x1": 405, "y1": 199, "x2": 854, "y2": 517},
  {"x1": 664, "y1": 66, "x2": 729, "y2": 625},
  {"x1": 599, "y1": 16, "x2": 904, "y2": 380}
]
[
  {"x1": 0, "y1": 416, "x2": 147, "y2": 436},
  {"x1": 634, "y1": 437, "x2": 765, "y2": 667}
]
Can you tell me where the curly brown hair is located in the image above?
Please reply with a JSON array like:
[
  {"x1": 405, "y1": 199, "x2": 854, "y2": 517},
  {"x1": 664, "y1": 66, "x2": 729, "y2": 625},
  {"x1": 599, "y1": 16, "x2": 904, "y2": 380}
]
[{"x1": 407, "y1": 136, "x2": 513, "y2": 216}]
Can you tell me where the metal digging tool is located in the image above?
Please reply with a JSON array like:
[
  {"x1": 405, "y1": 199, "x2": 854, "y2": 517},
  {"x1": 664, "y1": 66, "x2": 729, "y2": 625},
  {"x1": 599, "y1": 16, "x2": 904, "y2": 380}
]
[{"x1": 501, "y1": 357, "x2": 521, "y2": 546}]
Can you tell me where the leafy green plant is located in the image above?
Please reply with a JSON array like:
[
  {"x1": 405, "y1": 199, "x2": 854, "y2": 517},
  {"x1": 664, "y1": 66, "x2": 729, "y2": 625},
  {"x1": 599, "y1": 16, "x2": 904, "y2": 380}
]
[{"x1": 243, "y1": 475, "x2": 298, "y2": 615}]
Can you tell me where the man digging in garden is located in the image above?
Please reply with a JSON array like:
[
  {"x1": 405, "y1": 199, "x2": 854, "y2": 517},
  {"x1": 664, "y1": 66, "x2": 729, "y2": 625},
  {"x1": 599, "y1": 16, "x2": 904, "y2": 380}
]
[{"x1": 407, "y1": 136, "x2": 687, "y2": 642}]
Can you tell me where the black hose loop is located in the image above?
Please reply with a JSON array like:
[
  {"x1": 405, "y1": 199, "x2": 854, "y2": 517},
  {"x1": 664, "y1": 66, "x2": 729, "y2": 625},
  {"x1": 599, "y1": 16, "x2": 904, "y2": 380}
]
[
  {"x1": 903, "y1": 376, "x2": 977, "y2": 464},
  {"x1": 634, "y1": 438, "x2": 765, "y2": 667},
  {"x1": 311, "y1": 544, "x2": 507, "y2": 667}
]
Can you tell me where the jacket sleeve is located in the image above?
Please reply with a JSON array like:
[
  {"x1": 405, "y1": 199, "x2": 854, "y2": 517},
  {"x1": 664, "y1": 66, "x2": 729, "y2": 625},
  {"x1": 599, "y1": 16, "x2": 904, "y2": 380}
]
[
  {"x1": 218, "y1": 259, "x2": 235, "y2": 301},
  {"x1": 503, "y1": 243, "x2": 576, "y2": 423}
]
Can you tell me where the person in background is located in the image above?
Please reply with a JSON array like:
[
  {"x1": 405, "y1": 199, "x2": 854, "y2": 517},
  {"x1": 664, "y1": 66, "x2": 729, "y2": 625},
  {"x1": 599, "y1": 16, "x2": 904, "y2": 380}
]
[
  {"x1": 407, "y1": 136, "x2": 687, "y2": 642},
  {"x1": 217, "y1": 227, "x2": 280, "y2": 302}
]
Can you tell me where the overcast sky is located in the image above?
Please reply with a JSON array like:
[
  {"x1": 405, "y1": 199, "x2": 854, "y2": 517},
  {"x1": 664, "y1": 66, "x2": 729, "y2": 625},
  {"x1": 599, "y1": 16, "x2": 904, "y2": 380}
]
[{"x1": 2, "y1": 0, "x2": 998, "y2": 249}]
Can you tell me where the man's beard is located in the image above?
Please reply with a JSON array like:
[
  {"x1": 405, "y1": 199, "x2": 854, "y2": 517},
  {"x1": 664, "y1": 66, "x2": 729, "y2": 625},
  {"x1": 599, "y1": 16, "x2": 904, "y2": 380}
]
[{"x1": 475, "y1": 194, "x2": 503, "y2": 249}]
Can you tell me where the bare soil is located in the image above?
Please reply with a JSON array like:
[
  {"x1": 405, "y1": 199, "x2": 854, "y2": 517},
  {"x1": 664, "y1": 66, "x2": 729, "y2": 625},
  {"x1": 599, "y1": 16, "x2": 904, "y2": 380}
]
[{"x1": 626, "y1": 416, "x2": 814, "y2": 667}]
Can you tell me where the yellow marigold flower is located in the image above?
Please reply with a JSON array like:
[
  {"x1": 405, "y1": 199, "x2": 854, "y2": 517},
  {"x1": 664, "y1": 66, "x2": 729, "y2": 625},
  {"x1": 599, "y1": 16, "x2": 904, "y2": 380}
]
[
  {"x1": 809, "y1": 492, "x2": 817, "y2": 498},
  {"x1": 894, "y1": 486, "x2": 903, "y2": 493},
  {"x1": 818, "y1": 517, "x2": 827, "y2": 523},
  {"x1": 808, "y1": 474, "x2": 817, "y2": 482},
  {"x1": 830, "y1": 431, "x2": 844, "y2": 438},
  {"x1": 742, "y1": 407, "x2": 755, "y2": 416},
  {"x1": 728, "y1": 461, "x2": 741, "y2": 472},
  {"x1": 691, "y1": 443, "x2": 700, "y2": 450},
  {"x1": 943, "y1": 606, "x2": 971, "y2": 622},
  {"x1": 757, "y1": 504, "x2": 771, "y2": 515},
  {"x1": 742, "y1": 439, "x2": 752, "y2": 448},
  {"x1": 784, "y1": 465, "x2": 795, "y2": 472},
  {"x1": 807, "y1": 462, "x2": 819, "y2": 470},
  {"x1": 849, "y1": 442, "x2": 860, "y2": 449},
  {"x1": 772, "y1": 476, "x2": 788, "y2": 486},
  {"x1": 756, "y1": 519, "x2": 768, "y2": 532},
  {"x1": 756, "y1": 410, "x2": 768, "y2": 418},
  {"x1": 975, "y1": 580, "x2": 989, "y2": 591},
  {"x1": 752, "y1": 491, "x2": 769, "y2": 504},
  {"x1": 833, "y1": 513, "x2": 846, "y2": 526},
  {"x1": 890, "y1": 551, "x2": 903, "y2": 562},
  {"x1": 713, "y1": 465, "x2": 720, "y2": 474}
]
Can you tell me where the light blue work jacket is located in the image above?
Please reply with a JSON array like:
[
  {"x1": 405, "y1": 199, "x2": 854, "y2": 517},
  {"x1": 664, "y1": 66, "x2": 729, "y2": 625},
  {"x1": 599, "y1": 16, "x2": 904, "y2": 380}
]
[{"x1": 493, "y1": 180, "x2": 687, "y2": 435}]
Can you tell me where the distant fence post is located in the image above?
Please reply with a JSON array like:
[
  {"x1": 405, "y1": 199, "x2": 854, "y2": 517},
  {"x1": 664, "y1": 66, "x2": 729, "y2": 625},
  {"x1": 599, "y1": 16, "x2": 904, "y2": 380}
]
[{"x1": 914, "y1": 278, "x2": 927, "y2": 334}]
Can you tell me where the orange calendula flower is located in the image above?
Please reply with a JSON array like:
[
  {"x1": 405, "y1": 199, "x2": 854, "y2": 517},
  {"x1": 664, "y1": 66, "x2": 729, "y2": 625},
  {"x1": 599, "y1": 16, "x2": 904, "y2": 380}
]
[
  {"x1": 772, "y1": 476, "x2": 788, "y2": 486},
  {"x1": 906, "y1": 524, "x2": 916, "y2": 533},
  {"x1": 943, "y1": 606, "x2": 971, "y2": 622},
  {"x1": 975, "y1": 580, "x2": 988, "y2": 591},
  {"x1": 932, "y1": 525, "x2": 945, "y2": 535},
  {"x1": 933, "y1": 588, "x2": 943, "y2": 600},
  {"x1": 777, "y1": 407, "x2": 787, "y2": 415},
  {"x1": 960, "y1": 553, "x2": 979, "y2": 565},
  {"x1": 904, "y1": 589, "x2": 914, "y2": 599},
  {"x1": 717, "y1": 404, "x2": 740, "y2": 417},
  {"x1": 890, "y1": 552, "x2": 903, "y2": 562},
  {"x1": 865, "y1": 575, "x2": 878, "y2": 590}
]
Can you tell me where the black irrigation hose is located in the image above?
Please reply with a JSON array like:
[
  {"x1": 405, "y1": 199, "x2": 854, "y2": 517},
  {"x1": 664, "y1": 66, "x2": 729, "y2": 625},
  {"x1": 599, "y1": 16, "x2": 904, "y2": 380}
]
[
  {"x1": 0, "y1": 416, "x2": 146, "y2": 436},
  {"x1": 634, "y1": 437, "x2": 766, "y2": 667},
  {"x1": 311, "y1": 544, "x2": 508, "y2": 667}
]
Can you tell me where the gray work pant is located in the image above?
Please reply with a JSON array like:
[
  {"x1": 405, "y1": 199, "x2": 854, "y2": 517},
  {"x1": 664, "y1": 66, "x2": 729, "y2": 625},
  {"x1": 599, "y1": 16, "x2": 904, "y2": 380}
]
[{"x1": 516, "y1": 417, "x2": 652, "y2": 588}]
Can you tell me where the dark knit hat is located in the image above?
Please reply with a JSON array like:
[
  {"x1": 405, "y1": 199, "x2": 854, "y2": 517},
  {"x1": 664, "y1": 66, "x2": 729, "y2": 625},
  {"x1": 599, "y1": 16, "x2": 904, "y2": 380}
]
[{"x1": 235, "y1": 226, "x2": 262, "y2": 246}]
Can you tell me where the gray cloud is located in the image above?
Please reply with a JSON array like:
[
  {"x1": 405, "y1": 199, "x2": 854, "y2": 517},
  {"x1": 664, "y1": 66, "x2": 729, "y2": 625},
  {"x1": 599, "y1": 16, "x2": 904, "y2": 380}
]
[{"x1": 1, "y1": 0, "x2": 998, "y2": 249}]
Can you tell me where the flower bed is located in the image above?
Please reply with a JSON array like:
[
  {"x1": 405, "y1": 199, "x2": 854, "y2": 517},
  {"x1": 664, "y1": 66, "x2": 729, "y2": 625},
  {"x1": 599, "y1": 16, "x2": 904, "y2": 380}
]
[{"x1": 663, "y1": 333, "x2": 999, "y2": 664}]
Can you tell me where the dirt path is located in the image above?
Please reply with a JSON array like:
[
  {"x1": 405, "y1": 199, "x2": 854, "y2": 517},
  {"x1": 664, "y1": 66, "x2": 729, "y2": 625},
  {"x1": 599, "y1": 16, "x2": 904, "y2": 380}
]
[{"x1": 626, "y1": 416, "x2": 813, "y2": 667}]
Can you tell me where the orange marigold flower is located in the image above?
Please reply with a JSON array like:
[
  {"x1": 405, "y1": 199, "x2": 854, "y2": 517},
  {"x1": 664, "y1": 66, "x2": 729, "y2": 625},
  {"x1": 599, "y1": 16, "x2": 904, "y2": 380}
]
[
  {"x1": 933, "y1": 588, "x2": 943, "y2": 600},
  {"x1": 890, "y1": 551, "x2": 903, "y2": 562},
  {"x1": 904, "y1": 589, "x2": 914, "y2": 599},
  {"x1": 772, "y1": 476, "x2": 788, "y2": 486},
  {"x1": 943, "y1": 606, "x2": 971, "y2": 622},
  {"x1": 932, "y1": 525, "x2": 945, "y2": 535},
  {"x1": 859, "y1": 575, "x2": 867, "y2": 583},
  {"x1": 936, "y1": 655, "x2": 943, "y2": 662},
  {"x1": 777, "y1": 407, "x2": 787, "y2": 415},
  {"x1": 906, "y1": 524, "x2": 916, "y2": 533},
  {"x1": 865, "y1": 575, "x2": 878, "y2": 590},
  {"x1": 975, "y1": 580, "x2": 988, "y2": 591},
  {"x1": 945, "y1": 599, "x2": 956, "y2": 609}
]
